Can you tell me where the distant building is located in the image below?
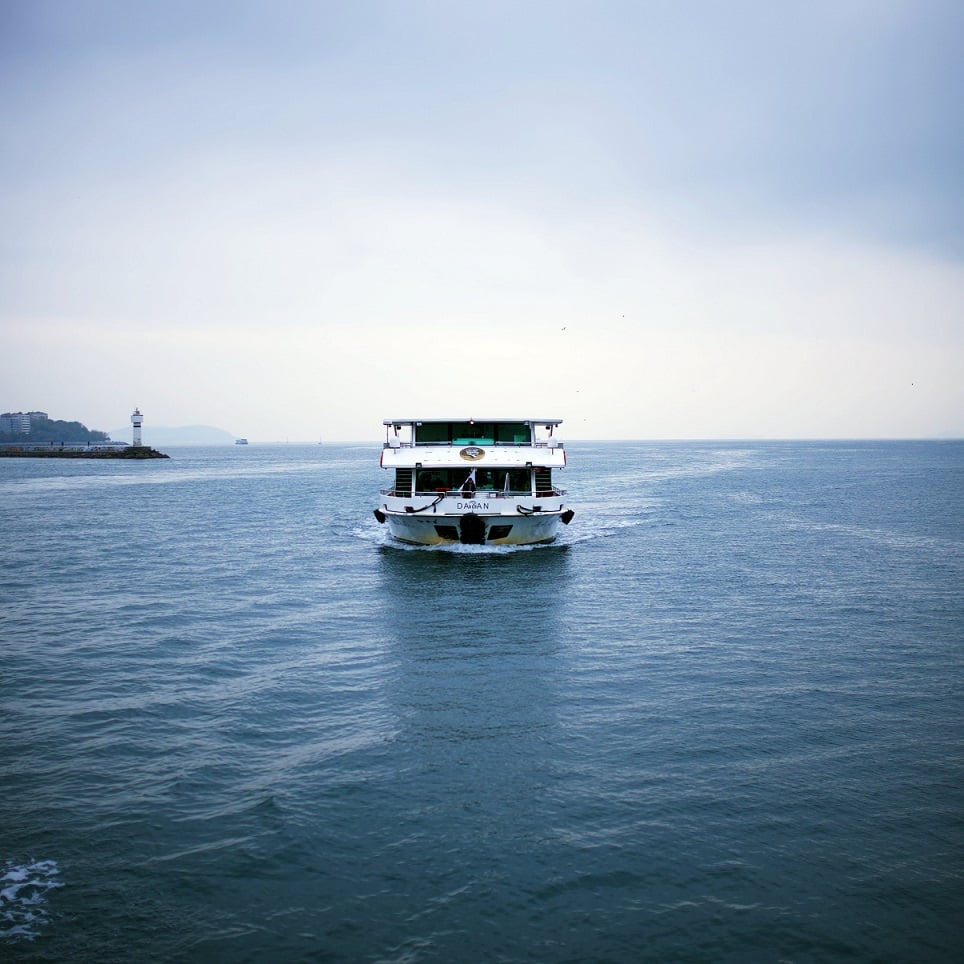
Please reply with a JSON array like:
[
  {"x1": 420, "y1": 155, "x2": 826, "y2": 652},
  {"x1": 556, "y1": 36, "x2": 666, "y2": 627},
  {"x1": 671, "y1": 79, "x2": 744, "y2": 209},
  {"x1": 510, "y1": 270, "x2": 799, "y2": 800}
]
[{"x1": 0, "y1": 411, "x2": 48, "y2": 434}]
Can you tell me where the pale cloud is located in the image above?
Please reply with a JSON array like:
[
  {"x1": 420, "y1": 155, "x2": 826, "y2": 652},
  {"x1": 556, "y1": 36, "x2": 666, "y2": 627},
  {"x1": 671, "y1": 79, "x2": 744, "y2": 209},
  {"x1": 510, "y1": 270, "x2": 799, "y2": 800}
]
[{"x1": 6, "y1": 198, "x2": 961, "y2": 440}]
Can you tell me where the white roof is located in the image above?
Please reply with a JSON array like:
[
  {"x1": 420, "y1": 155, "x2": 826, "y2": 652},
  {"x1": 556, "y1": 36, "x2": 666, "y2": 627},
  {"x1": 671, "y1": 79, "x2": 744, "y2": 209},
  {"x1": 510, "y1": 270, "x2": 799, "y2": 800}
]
[{"x1": 383, "y1": 417, "x2": 563, "y2": 425}]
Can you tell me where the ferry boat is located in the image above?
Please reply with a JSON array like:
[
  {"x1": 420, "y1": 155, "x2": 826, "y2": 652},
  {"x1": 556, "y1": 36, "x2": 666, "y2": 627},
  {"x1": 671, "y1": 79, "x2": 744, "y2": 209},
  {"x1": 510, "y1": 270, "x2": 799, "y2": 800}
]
[{"x1": 373, "y1": 418, "x2": 575, "y2": 545}]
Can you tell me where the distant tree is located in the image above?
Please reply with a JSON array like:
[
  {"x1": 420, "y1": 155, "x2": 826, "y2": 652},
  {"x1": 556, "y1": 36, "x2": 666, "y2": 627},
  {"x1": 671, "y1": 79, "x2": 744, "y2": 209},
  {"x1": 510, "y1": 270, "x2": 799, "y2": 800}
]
[{"x1": 0, "y1": 417, "x2": 110, "y2": 444}]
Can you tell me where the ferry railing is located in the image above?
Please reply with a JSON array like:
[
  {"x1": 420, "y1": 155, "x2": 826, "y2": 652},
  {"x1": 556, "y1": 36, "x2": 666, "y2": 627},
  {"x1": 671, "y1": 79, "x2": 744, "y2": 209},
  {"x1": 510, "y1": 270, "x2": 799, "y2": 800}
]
[{"x1": 380, "y1": 487, "x2": 567, "y2": 498}]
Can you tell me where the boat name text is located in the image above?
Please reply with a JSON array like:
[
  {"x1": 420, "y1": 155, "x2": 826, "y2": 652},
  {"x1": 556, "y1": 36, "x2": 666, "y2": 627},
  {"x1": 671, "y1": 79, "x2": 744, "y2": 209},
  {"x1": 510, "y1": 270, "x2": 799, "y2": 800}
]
[{"x1": 457, "y1": 501, "x2": 489, "y2": 511}]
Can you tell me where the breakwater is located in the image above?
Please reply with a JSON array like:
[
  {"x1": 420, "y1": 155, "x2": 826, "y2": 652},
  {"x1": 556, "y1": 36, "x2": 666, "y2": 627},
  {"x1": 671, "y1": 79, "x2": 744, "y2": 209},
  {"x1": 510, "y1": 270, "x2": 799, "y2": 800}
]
[{"x1": 0, "y1": 445, "x2": 169, "y2": 459}]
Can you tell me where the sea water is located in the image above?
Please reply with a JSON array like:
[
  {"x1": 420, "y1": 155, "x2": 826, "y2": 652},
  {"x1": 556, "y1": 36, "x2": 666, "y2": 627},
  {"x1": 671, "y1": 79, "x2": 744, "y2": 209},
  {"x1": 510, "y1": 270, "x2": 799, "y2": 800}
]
[{"x1": 1, "y1": 441, "x2": 962, "y2": 962}]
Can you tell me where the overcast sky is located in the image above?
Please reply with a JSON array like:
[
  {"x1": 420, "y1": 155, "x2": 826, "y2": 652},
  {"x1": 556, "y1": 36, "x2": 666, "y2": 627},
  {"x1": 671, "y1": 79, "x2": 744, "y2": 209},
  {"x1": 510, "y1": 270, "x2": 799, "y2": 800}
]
[{"x1": 2, "y1": 0, "x2": 962, "y2": 441}]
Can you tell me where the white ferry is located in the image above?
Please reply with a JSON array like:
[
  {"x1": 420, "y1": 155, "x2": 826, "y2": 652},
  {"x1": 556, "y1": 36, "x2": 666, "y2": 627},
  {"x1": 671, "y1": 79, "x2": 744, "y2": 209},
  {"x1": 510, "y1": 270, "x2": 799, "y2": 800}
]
[{"x1": 373, "y1": 418, "x2": 575, "y2": 545}]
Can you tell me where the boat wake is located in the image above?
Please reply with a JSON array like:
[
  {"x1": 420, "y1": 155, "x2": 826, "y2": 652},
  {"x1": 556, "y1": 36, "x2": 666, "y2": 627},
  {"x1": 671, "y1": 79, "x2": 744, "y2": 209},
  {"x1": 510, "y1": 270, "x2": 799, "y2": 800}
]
[{"x1": 0, "y1": 859, "x2": 63, "y2": 942}]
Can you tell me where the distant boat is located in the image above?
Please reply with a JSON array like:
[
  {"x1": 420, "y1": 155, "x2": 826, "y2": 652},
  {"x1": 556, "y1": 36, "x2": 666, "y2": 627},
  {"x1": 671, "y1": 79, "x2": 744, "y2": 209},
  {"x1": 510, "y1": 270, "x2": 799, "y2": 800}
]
[
  {"x1": 235, "y1": 438, "x2": 249, "y2": 445},
  {"x1": 373, "y1": 418, "x2": 575, "y2": 545}
]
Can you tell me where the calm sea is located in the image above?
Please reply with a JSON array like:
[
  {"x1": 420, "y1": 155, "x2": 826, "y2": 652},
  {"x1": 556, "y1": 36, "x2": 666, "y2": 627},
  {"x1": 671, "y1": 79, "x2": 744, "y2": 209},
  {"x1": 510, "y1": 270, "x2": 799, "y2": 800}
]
[{"x1": 1, "y1": 441, "x2": 962, "y2": 962}]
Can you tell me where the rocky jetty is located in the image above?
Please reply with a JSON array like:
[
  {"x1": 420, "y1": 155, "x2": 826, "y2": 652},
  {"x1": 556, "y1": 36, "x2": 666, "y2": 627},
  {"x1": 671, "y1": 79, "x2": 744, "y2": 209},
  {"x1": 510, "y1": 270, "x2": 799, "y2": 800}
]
[{"x1": 0, "y1": 445, "x2": 169, "y2": 459}]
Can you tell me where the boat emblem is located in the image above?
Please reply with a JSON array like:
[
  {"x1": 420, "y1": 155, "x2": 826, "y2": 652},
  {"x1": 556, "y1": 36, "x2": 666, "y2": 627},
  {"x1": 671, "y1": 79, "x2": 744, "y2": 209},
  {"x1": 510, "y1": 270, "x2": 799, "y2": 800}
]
[{"x1": 459, "y1": 446, "x2": 485, "y2": 461}]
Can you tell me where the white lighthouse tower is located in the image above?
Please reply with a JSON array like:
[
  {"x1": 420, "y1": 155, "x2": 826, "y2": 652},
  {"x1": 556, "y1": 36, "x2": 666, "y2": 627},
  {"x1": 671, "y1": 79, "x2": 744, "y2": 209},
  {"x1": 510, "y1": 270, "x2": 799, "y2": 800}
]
[{"x1": 131, "y1": 407, "x2": 144, "y2": 447}]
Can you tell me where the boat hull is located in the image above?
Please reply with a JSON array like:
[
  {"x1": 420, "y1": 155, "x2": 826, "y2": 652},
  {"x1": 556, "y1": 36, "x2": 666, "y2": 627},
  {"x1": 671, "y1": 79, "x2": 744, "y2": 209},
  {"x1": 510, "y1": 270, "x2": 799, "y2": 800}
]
[
  {"x1": 377, "y1": 491, "x2": 571, "y2": 546},
  {"x1": 383, "y1": 509, "x2": 564, "y2": 546}
]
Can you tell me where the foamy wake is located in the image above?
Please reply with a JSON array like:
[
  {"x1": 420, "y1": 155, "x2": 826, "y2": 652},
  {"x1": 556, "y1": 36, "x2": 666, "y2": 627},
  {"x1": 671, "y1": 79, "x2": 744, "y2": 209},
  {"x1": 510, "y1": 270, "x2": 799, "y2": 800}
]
[{"x1": 1, "y1": 860, "x2": 62, "y2": 942}]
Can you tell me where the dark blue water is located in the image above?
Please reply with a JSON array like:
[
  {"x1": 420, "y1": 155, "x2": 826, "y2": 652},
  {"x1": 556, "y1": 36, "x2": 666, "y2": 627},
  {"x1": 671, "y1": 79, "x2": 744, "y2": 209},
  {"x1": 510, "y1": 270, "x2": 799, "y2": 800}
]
[{"x1": 2, "y1": 441, "x2": 962, "y2": 962}]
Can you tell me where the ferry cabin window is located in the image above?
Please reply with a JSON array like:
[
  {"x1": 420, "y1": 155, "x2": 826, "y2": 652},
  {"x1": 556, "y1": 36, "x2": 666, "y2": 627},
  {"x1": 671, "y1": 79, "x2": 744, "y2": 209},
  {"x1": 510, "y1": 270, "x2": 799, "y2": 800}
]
[
  {"x1": 416, "y1": 470, "x2": 448, "y2": 491},
  {"x1": 414, "y1": 422, "x2": 451, "y2": 444},
  {"x1": 495, "y1": 422, "x2": 530, "y2": 444},
  {"x1": 413, "y1": 422, "x2": 531, "y2": 445},
  {"x1": 415, "y1": 468, "x2": 531, "y2": 492},
  {"x1": 475, "y1": 469, "x2": 529, "y2": 491},
  {"x1": 451, "y1": 422, "x2": 495, "y2": 445}
]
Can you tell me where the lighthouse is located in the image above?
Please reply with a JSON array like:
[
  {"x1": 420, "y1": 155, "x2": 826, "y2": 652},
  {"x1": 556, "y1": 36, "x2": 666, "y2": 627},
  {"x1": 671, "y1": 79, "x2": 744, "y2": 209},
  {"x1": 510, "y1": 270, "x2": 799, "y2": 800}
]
[{"x1": 131, "y1": 407, "x2": 144, "y2": 447}]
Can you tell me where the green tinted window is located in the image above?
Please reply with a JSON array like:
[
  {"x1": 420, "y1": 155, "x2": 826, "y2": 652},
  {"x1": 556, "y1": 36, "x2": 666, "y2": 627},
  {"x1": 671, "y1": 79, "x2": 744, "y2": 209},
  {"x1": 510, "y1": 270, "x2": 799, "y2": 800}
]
[
  {"x1": 495, "y1": 422, "x2": 531, "y2": 444},
  {"x1": 414, "y1": 423, "x2": 450, "y2": 443},
  {"x1": 414, "y1": 421, "x2": 532, "y2": 445},
  {"x1": 451, "y1": 422, "x2": 495, "y2": 444}
]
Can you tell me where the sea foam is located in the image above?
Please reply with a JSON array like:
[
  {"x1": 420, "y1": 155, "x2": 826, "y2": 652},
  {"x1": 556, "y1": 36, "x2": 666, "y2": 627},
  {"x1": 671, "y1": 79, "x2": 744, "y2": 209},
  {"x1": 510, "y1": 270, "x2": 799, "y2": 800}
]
[{"x1": 0, "y1": 859, "x2": 62, "y2": 942}]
